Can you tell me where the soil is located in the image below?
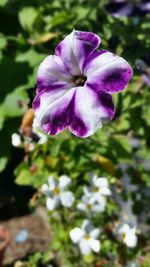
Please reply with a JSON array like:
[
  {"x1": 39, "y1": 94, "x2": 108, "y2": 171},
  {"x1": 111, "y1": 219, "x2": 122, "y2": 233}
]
[{"x1": 2, "y1": 208, "x2": 51, "y2": 266}]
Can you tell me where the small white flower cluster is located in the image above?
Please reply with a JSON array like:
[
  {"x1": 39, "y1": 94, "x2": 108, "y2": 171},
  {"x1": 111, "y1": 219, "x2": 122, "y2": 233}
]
[
  {"x1": 70, "y1": 174, "x2": 111, "y2": 255},
  {"x1": 77, "y1": 174, "x2": 111, "y2": 215},
  {"x1": 41, "y1": 175, "x2": 75, "y2": 211},
  {"x1": 11, "y1": 118, "x2": 48, "y2": 151},
  {"x1": 41, "y1": 174, "x2": 138, "y2": 256}
]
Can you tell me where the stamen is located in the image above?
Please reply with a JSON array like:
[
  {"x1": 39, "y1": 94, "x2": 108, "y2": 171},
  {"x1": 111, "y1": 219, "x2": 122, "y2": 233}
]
[{"x1": 73, "y1": 75, "x2": 87, "y2": 86}]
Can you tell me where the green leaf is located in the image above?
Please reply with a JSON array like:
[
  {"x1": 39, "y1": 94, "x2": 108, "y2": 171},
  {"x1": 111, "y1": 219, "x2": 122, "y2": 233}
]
[
  {"x1": 0, "y1": 86, "x2": 29, "y2": 129},
  {"x1": 0, "y1": 157, "x2": 8, "y2": 172},
  {"x1": 0, "y1": 0, "x2": 8, "y2": 7},
  {"x1": 15, "y1": 49, "x2": 46, "y2": 67},
  {"x1": 108, "y1": 135, "x2": 132, "y2": 162},
  {"x1": 83, "y1": 254, "x2": 95, "y2": 263},
  {"x1": 0, "y1": 33, "x2": 7, "y2": 50},
  {"x1": 18, "y1": 7, "x2": 38, "y2": 31}
]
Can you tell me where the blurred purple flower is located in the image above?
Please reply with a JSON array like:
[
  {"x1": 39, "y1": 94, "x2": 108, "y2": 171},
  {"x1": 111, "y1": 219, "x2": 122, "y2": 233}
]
[
  {"x1": 106, "y1": 0, "x2": 150, "y2": 17},
  {"x1": 32, "y1": 30, "x2": 133, "y2": 138},
  {"x1": 136, "y1": 54, "x2": 150, "y2": 87}
]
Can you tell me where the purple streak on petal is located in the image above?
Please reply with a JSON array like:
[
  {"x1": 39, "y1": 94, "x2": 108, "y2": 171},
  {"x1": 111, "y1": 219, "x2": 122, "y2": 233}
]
[
  {"x1": 96, "y1": 91, "x2": 115, "y2": 120},
  {"x1": 70, "y1": 116, "x2": 88, "y2": 137},
  {"x1": 69, "y1": 92, "x2": 88, "y2": 137},
  {"x1": 36, "y1": 55, "x2": 73, "y2": 95},
  {"x1": 82, "y1": 50, "x2": 107, "y2": 73},
  {"x1": 87, "y1": 67, "x2": 133, "y2": 94},
  {"x1": 41, "y1": 107, "x2": 70, "y2": 135},
  {"x1": 40, "y1": 89, "x2": 89, "y2": 137},
  {"x1": 36, "y1": 78, "x2": 69, "y2": 94},
  {"x1": 32, "y1": 94, "x2": 40, "y2": 110},
  {"x1": 40, "y1": 95, "x2": 74, "y2": 135},
  {"x1": 74, "y1": 31, "x2": 100, "y2": 56},
  {"x1": 69, "y1": 86, "x2": 115, "y2": 138},
  {"x1": 55, "y1": 30, "x2": 101, "y2": 74}
]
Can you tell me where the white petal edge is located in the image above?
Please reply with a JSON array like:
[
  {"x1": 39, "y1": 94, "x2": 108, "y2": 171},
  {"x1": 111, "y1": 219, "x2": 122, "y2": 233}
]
[
  {"x1": 59, "y1": 175, "x2": 71, "y2": 190},
  {"x1": 60, "y1": 191, "x2": 75, "y2": 207},
  {"x1": 70, "y1": 228, "x2": 84, "y2": 243}
]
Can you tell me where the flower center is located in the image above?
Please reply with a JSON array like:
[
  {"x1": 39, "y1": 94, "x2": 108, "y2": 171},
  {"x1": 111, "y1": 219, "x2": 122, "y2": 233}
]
[
  {"x1": 84, "y1": 234, "x2": 90, "y2": 240},
  {"x1": 73, "y1": 75, "x2": 87, "y2": 87},
  {"x1": 53, "y1": 187, "x2": 60, "y2": 195},
  {"x1": 121, "y1": 233, "x2": 126, "y2": 241},
  {"x1": 93, "y1": 186, "x2": 100, "y2": 192},
  {"x1": 87, "y1": 204, "x2": 93, "y2": 210}
]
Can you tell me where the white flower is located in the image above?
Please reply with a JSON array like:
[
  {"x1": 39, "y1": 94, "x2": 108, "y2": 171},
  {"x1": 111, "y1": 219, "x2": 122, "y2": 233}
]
[
  {"x1": 11, "y1": 133, "x2": 21, "y2": 147},
  {"x1": 41, "y1": 175, "x2": 75, "y2": 210},
  {"x1": 77, "y1": 191, "x2": 106, "y2": 215},
  {"x1": 118, "y1": 224, "x2": 137, "y2": 248},
  {"x1": 90, "y1": 175, "x2": 111, "y2": 197},
  {"x1": 70, "y1": 220, "x2": 100, "y2": 255}
]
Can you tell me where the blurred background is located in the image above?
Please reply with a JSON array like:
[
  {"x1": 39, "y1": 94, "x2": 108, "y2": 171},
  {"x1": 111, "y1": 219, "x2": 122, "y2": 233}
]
[{"x1": 0, "y1": 0, "x2": 150, "y2": 266}]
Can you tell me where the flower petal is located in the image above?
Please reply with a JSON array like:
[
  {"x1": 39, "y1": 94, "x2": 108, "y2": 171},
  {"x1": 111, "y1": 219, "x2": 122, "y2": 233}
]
[
  {"x1": 60, "y1": 191, "x2": 75, "y2": 207},
  {"x1": 118, "y1": 224, "x2": 130, "y2": 234},
  {"x1": 92, "y1": 194, "x2": 106, "y2": 206},
  {"x1": 77, "y1": 203, "x2": 88, "y2": 212},
  {"x1": 124, "y1": 233, "x2": 137, "y2": 248},
  {"x1": 59, "y1": 175, "x2": 71, "y2": 190},
  {"x1": 69, "y1": 86, "x2": 115, "y2": 138},
  {"x1": 35, "y1": 88, "x2": 76, "y2": 136},
  {"x1": 47, "y1": 176, "x2": 56, "y2": 191},
  {"x1": 70, "y1": 228, "x2": 84, "y2": 243},
  {"x1": 92, "y1": 201, "x2": 106, "y2": 213},
  {"x1": 32, "y1": 54, "x2": 74, "y2": 124},
  {"x1": 55, "y1": 30, "x2": 101, "y2": 74},
  {"x1": 90, "y1": 229, "x2": 100, "y2": 239},
  {"x1": 36, "y1": 55, "x2": 73, "y2": 95},
  {"x1": 46, "y1": 197, "x2": 58, "y2": 211},
  {"x1": 32, "y1": 88, "x2": 69, "y2": 124},
  {"x1": 100, "y1": 187, "x2": 111, "y2": 196},
  {"x1": 88, "y1": 238, "x2": 101, "y2": 253},
  {"x1": 94, "y1": 177, "x2": 109, "y2": 188},
  {"x1": 82, "y1": 220, "x2": 93, "y2": 232},
  {"x1": 41, "y1": 184, "x2": 50, "y2": 195},
  {"x1": 85, "y1": 51, "x2": 133, "y2": 94},
  {"x1": 79, "y1": 239, "x2": 91, "y2": 255}
]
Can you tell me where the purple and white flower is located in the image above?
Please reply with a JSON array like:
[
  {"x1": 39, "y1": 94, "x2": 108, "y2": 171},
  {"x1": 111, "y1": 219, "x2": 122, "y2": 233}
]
[
  {"x1": 70, "y1": 220, "x2": 100, "y2": 255},
  {"x1": 32, "y1": 30, "x2": 133, "y2": 138},
  {"x1": 117, "y1": 223, "x2": 138, "y2": 248},
  {"x1": 41, "y1": 175, "x2": 75, "y2": 211},
  {"x1": 106, "y1": 0, "x2": 150, "y2": 17}
]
